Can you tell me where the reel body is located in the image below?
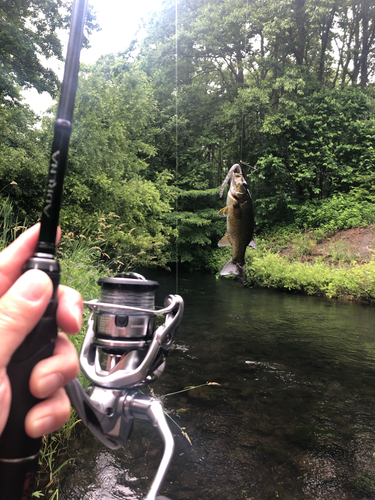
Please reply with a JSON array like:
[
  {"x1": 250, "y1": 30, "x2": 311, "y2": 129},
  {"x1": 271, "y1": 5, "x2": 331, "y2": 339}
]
[{"x1": 66, "y1": 273, "x2": 184, "y2": 500}]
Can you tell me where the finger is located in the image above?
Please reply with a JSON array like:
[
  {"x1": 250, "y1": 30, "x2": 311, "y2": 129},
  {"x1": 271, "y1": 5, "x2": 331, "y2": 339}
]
[
  {"x1": 30, "y1": 332, "x2": 79, "y2": 400},
  {"x1": 0, "y1": 270, "x2": 53, "y2": 369},
  {"x1": 0, "y1": 372, "x2": 11, "y2": 436},
  {"x1": 0, "y1": 224, "x2": 40, "y2": 297},
  {"x1": 56, "y1": 285, "x2": 83, "y2": 334},
  {"x1": 25, "y1": 388, "x2": 71, "y2": 438},
  {"x1": 0, "y1": 225, "x2": 62, "y2": 297}
]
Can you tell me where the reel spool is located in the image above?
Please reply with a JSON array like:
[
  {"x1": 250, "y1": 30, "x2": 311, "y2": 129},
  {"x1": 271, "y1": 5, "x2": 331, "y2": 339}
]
[
  {"x1": 66, "y1": 273, "x2": 184, "y2": 500},
  {"x1": 92, "y1": 274, "x2": 161, "y2": 384}
]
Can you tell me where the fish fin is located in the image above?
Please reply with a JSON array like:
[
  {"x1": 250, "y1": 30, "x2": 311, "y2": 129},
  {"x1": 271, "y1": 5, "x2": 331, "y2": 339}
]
[
  {"x1": 220, "y1": 259, "x2": 246, "y2": 277},
  {"x1": 218, "y1": 206, "x2": 228, "y2": 217},
  {"x1": 248, "y1": 237, "x2": 256, "y2": 249},
  {"x1": 218, "y1": 233, "x2": 231, "y2": 247}
]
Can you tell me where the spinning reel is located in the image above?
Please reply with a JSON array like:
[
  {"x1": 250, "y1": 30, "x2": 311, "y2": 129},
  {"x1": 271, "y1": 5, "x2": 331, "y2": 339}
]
[{"x1": 66, "y1": 273, "x2": 184, "y2": 500}]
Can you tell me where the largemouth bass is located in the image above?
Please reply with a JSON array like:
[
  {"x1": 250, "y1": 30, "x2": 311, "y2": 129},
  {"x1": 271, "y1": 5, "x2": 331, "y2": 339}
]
[{"x1": 218, "y1": 164, "x2": 255, "y2": 278}]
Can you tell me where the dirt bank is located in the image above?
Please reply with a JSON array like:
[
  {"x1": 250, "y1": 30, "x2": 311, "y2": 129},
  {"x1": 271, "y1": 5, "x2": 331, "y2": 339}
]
[{"x1": 279, "y1": 226, "x2": 375, "y2": 264}]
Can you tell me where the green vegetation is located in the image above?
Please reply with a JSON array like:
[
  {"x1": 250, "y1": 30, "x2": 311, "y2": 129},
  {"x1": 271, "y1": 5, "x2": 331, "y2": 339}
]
[
  {"x1": 2, "y1": 0, "x2": 375, "y2": 279},
  {"x1": 32, "y1": 411, "x2": 81, "y2": 499},
  {"x1": 246, "y1": 248, "x2": 375, "y2": 301},
  {"x1": 238, "y1": 191, "x2": 375, "y2": 302},
  {"x1": 2, "y1": 3, "x2": 375, "y2": 497}
]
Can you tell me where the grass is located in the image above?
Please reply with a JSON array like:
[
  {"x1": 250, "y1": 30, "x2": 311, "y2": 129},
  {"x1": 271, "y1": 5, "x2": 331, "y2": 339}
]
[
  {"x1": 244, "y1": 228, "x2": 375, "y2": 302},
  {"x1": 32, "y1": 411, "x2": 82, "y2": 499},
  {"x1": 0, "y1": 197, "x2": 27, "y2": 251}
]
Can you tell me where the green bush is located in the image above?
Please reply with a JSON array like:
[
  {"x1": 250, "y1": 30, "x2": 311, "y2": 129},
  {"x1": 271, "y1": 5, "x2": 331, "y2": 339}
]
[
  {"x1": 294, "y1": 193, "x2": 375, "y2": 234},
  {"x1": 246, "y1": 251, "x2": 375, "y2": 301}
]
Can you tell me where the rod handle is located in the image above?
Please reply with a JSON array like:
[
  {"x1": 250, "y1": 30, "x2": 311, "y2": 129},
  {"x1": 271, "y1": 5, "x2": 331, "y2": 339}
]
[{"x1": 0, "y1": 255, "x2": 60, "y2": 499}]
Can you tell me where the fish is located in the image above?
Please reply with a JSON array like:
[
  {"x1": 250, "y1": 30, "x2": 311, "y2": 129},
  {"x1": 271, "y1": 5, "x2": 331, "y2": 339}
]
[{"x1": 218, "y1": 163, "x2": 255, "y2": 278}]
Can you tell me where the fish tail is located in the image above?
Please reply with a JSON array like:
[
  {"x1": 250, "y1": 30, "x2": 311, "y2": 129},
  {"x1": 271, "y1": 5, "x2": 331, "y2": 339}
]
[{"x1": 220, "y1": 259, "x2": 246, "y2": 277}]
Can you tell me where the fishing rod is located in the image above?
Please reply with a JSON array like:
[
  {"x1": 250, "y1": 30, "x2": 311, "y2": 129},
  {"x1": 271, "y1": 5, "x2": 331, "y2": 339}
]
[
  {"x1": 0, "y1": 1, "x2": 184, "y2": 499},
  {"x1": 0, "y1": 0, "x2": 88, "y2": 498}
]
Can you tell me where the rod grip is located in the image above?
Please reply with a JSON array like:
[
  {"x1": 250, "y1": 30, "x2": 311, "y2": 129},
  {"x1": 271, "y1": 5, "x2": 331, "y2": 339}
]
[
  {"x1": 0, "y1": 256, "x2": 60, "y2": 499},
  {"x1": 0, "y1": 456, "x2": 39, "y2": 500}
]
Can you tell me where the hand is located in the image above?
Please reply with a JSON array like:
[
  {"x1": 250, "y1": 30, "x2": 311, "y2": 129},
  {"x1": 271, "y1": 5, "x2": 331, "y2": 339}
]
[{"x1": 0, "y1": 224, "x2": 82, "y2": 438}]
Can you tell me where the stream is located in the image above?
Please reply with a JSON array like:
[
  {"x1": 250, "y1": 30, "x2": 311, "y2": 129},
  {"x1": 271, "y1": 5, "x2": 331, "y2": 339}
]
[{"x1": 58, "y1": 272, "x2": 375, "y2": 500}]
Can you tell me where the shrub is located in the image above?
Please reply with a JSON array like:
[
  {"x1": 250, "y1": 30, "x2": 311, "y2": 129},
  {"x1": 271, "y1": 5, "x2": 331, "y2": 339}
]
[{"x1": 246, "y1": 251, "x2": 375, "y2": 301}]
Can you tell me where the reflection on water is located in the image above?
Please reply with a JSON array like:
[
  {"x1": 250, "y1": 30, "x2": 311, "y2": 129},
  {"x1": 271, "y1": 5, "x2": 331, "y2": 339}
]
[{"x1": 59, "y1": 273, "x2": 375, "y2": 500}]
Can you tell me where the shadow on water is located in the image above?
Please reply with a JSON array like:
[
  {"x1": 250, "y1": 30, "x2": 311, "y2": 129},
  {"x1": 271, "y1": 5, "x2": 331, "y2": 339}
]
[{"x1": 59, "y1": 272, "x2": 375, "y2": 500}]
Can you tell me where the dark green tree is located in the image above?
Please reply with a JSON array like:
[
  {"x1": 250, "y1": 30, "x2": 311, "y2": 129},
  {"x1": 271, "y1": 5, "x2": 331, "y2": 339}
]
[
  {"x1": 0, "y1": 0, "x2": 98, "y2": 102},
  {"x1": 0, "y1": 100, "x2": 46, "y2": 220},
  {"x1": 40, "y1": 55, "x2": 175, "y2": 268}
]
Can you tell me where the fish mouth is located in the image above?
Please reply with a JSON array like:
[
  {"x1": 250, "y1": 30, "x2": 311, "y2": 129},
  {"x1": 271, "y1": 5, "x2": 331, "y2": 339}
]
[{"x1": 233, "y1": 184, "x2": 248, "y2": 196}]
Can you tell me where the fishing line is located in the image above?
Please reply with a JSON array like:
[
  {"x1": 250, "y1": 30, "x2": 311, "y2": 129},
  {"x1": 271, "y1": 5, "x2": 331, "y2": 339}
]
[
  {"x1": 175, "y1": 0, "x2": 179, "y2": 295},
  {"x1": 98, "y1": 282, "x2": 156, "y2": 315},
  {"x1": 240, "y1": 0, "x2": 249, "y2": 162}
]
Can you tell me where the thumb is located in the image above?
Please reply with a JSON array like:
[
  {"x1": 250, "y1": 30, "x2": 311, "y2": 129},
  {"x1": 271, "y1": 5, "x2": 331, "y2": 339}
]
[
  {"x1": 0, "y1": 269, "x2": 53, "y2": 435},
  {"x1": 0, "y1": 269, "x2": 53, "y2": 370}
]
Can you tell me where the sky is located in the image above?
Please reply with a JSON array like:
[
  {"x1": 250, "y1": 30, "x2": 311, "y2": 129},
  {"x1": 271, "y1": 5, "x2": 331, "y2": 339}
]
[{"x1": 23, "y1": 0, "x2": 165, "y2": 114}]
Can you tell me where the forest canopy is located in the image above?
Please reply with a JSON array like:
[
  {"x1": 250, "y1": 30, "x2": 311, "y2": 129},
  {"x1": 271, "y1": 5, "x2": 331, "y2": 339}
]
[{"x1": 1, "y1": 0, "x2": 375, "y2": 271}]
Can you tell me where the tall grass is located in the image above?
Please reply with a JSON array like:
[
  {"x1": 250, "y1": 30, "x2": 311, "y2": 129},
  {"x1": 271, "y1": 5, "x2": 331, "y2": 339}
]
[
  {"x1": 58, "y1": 231, "x2": 109, "y2": 353},
  {"x1": 0, "y1": 197, "x2": 27, "y2": 250}
]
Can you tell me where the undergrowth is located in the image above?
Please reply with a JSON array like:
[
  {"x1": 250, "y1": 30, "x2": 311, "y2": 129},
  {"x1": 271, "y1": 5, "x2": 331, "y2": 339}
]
[
  {"x1": 246, "y1": 251, "x2": 375, "y2": 301},
  {"x1": 245, "y1": 225, "x2": 375, "y2": 302}
]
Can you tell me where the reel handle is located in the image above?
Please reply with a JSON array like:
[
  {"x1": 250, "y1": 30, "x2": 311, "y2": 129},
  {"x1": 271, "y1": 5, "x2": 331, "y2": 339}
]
[
  {"x1": 0, "y1": 255, "x2": 60, "y2": 499},
  {"x1": 66, "y1": 383, "x2": 176, "y2": 500}
]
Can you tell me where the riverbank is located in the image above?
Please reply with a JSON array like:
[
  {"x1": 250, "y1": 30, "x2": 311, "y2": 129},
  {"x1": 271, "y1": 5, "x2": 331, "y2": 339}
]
[{"x1": 245, "y1": 226, "x2": 375, "y2": 302}]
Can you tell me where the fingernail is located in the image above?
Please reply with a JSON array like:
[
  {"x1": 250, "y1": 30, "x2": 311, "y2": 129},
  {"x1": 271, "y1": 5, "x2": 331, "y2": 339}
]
[
  {"x1": 37, "y1": 373, "x2": 64, "y2": 398},
  {"x1": 73, "y1": 304, "x2": 83, "y2": 331},
  {"x1": 31, "y1": 415, "x2": 56, "y2": 437},
  {"x1": 13, "y1": 270, "x2": 51, "y2": 303}
]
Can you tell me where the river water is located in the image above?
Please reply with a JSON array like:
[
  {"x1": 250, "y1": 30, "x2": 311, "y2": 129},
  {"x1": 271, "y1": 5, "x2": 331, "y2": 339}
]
[{"x1": 59, "y1": 272, "x2": 375, "y2": 500}]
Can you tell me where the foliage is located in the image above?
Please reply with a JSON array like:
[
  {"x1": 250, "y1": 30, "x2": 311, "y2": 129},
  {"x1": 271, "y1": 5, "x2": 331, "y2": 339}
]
[
  {"x1": 37, "y1": 56, "x2": 160, "y2": 214},
  {"x1": 164, "y1": 187, "x2": 226, "y2": 270},
  {"x1": 2, "y1": 56, "x2": 175, "y2": 269},
  {"x1": 251, "y1": 88, "x2": 375, "y2": 230},
  {"x1": 0, "y1": 197, "x2": 27, "y2": 251},
  {"x1": 0, "y1": 0, "x2": 98, "y2": 103},
  {"x1": 59, "y1": 205, "x2": 172, "y2": 274},
  {"x1": 294, "y1": 192, "x2": 375, "y2": 234},
  {"x1": 246, "y1": 250, "x2": 375, "y2": 301},
  {"x1": 3, "y1": 0, "x2": 375, "y2": 273},
  {"x1": 53, "y1": 57, "x2": 174, "y2": 270},
  {"x1": 0, "y1": 101, "x2": 47, "y2": 221},
  {"x1": 133, "y1": 0, "x2": 375, "y2": 251}
]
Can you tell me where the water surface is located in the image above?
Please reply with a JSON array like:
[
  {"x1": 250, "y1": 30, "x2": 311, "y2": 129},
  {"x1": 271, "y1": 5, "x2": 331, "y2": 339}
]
[{"x1": 59, "y1": 273, "x2": 375, "y2": 500}]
